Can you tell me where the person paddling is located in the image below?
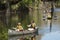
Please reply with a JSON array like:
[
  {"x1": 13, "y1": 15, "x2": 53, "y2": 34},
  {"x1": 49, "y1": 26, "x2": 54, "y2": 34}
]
[
  {"x1": 27, "y1": 20, "x2": 36, "y2": 31},
  {"x1": 31, "y1": 20, "x2": 36, "y2": 29}
]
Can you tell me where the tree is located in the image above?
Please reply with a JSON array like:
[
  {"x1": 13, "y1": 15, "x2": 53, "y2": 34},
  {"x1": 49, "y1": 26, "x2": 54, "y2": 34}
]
[{"x1": 41, "y1": 0, "x2": 58, "y2": 2}]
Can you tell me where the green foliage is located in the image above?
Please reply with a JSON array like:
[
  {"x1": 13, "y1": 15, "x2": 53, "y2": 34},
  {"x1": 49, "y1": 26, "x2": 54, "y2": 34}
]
[
  {"x1": 11, "y1": 2, "x2": 20, "y2": 10},
  {"x1": 55, "y1": 0, "x2": 60, "y2": 7},
  {"x1": 0, "y1": 0, "x2": 7, "y2": 4},
  {"x1": 10, "y1": 0, "x2": 35, "y2": 10},
  {"x1": 0, "y1": 29, "x2": 8, "y2": 40},
  {"x1": 23, "y1": 0, "x2": 28, "y2": 3},
  {"x1": 0, "y1": 21, "x2": 8, "y2": 40},
  {"x1": 22, "y1": 0, "x2": 33, "y2": 4}
]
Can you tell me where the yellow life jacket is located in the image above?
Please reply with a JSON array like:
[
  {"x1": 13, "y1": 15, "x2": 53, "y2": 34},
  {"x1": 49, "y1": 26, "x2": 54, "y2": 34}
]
[
  {"x1": 31, "y1": 23, "x2": 36, "y2": 28},
  {"x1": 17, "y1": 26, "x2": 23, "y2": 30}
]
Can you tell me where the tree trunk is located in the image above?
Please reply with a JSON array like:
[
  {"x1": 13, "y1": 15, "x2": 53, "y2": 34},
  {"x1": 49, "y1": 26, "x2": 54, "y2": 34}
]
[{"x1": 5, "y1": 0, "x2": 11, "y2": 27}]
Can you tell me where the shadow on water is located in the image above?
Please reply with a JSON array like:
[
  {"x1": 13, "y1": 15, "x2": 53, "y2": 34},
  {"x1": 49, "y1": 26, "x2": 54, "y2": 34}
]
[{"x1": 8, "y1": 34, "x2": 37, "y2": 40}]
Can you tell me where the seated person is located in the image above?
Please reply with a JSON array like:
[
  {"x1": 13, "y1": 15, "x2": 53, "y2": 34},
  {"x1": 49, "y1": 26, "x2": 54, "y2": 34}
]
[
  {"x1": 16, "y1": 22, "x2": 23, "y2": 31},
  {"x1": 31, "y1": 20, "x2": 36, "y2": 29},
  {"x1": 27, "y1": 20, "x2": 36, "y2": 31},
  {"x1": 27, "y1": 24, "x2": 34, "y2": 31}
]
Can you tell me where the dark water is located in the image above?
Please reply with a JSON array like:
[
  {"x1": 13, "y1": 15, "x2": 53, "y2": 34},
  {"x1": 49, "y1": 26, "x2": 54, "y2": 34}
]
[{"x1": 8, "y1": 34, "x2": 38, "y2": 40}]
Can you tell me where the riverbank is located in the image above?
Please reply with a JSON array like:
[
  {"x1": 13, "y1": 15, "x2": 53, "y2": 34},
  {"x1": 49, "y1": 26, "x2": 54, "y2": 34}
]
[
  {"x1": 0, "y1": 27, "x2": 8, "y2": 40},
  {"x1": 0, "y1": 21, "x2": 8, "y2": 40}
]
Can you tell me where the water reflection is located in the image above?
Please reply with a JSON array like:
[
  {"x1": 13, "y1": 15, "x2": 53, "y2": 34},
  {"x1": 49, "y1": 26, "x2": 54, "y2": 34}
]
[{"x1": 8, "y1": 34, "x2": 37, "y2": 40}]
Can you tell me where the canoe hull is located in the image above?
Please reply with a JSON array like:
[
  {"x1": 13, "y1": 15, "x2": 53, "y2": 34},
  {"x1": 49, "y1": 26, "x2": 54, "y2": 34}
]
[{"x1": 8, "y1": 29, "x2": 38, "y2": 36}]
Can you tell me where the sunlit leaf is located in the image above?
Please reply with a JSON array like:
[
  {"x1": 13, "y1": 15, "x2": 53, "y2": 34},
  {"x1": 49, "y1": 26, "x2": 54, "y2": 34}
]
[{"x1": 11, "y1": 2, "x2": 20, "y2": 10}]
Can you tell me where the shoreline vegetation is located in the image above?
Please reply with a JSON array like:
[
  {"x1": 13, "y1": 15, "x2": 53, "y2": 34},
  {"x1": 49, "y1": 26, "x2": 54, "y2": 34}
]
[
  {"x1": 0, "y1": 28, "x2": 7, "y2": 40},
  {"x1": 0, "y1": 21, "x2": 8, "y2": 40},
  {"x1": 55, "y1": 0, "x2": 60, "y2": 8}
]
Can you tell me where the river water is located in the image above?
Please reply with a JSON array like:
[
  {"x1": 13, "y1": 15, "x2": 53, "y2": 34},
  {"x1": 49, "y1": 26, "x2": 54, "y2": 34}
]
[{"x1": 8, "y1": 8, "x2": 60, "y2": 40}]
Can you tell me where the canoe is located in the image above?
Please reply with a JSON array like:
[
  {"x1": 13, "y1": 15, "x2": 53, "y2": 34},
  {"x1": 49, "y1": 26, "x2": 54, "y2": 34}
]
[{"x1": 8, "y1": 28, "x2": 38, "y2": 36}]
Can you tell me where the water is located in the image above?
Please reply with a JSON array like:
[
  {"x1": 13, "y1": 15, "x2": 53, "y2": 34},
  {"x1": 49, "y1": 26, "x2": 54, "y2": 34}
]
[
  {"x1": 41, "y1": 31, "x2": 60, "y2": 40},
  {"x1": 9, "y1": 34, "x2": 36, "y2": 40},
  {"x1": 8, "y1": 8, "x2": 60, "y2": 40}
]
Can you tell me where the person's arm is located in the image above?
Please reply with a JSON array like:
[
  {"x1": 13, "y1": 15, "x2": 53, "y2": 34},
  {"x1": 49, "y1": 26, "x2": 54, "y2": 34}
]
[{"x1": 27, "y1": 24, "x2": 31, "y2": 28}]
